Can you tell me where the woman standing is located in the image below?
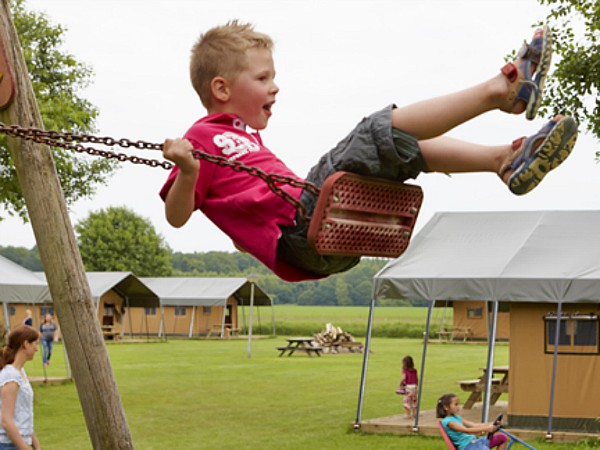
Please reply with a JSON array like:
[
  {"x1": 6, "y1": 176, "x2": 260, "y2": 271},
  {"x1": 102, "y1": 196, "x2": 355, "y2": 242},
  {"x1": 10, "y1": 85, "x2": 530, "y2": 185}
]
[
  {"x1": 39, "y1": 315, "x2": 57, "y2": 367},
  {"x1": 0, "y1": 326, "x2": 41, "y2": 449}
]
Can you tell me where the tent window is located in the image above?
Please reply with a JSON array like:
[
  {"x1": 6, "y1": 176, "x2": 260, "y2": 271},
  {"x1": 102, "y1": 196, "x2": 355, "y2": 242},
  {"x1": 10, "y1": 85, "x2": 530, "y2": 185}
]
[
  {"x1": 545, "y1": 313, "x2": 599, "y2": 354},
  {"x1": 145, "y1": 307, "x2": 157, "y2": 316},
  {"x1": 202, "y1": 306, "x2": 211, "y2": 315},
  {"x1": 8, "y1": 306, "x2": 15, "y2": 316},
  {"x1": 573, "y1": 318, "x2": 597, "y2": 346},
  {"x1": 467, "y1": 307, "x2": 482, "y2": 319},
  {"x1": 174, "y1": 307, "x2": 187, "y2": 316},
  {"x1": 40, "y1": 307, "x2": 54, "y2": 317}
]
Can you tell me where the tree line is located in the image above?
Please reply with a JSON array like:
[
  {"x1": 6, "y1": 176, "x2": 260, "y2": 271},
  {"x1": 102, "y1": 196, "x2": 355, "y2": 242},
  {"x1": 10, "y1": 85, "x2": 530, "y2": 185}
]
[{"x1": 0, "y1": 240, "x2": 416, "y2": 306}]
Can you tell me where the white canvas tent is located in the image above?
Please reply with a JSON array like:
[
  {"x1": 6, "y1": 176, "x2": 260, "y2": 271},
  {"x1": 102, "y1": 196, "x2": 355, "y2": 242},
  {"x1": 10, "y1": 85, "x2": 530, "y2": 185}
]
[
  {"x1": 0, "y1": 255, "x2": 51, "y2": 330},
  {"x1": 36, "y1": 271, "x2": 161, "y2": 338},
  {"x1": 141, "y1": 277, "x2": 274, "y2": 337},
  {"x1": 355, "y1": 211, "x2": 600, "y2": 436}
]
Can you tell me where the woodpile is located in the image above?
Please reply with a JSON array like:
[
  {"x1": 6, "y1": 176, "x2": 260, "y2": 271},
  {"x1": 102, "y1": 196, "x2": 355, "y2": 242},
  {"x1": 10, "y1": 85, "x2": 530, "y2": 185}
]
[{"x1": 312, "y1": 323, "x2": 364, "y2": 354}]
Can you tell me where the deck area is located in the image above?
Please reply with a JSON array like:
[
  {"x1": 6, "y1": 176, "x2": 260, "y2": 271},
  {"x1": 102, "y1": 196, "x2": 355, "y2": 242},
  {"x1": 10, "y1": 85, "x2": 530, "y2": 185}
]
[{"x1": 358, "y1": 401, "x2": 599, "y2": 444}]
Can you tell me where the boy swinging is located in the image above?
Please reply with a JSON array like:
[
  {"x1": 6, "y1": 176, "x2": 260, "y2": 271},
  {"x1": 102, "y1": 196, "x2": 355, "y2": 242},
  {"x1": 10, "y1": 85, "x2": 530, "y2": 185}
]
[{"x1": 160, "y1": 22, "x2": 578, "y2": 282}]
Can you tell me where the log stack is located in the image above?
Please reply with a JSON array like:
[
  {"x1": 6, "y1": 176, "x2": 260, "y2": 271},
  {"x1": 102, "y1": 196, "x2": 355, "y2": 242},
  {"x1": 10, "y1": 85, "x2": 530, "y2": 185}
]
[{"x1": 312, "y1": 323, "x2": 364, "y2": 354}]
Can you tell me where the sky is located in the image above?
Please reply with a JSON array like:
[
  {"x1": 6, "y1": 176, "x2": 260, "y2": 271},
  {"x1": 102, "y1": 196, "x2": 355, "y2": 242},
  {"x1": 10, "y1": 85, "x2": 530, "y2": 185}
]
[{"x1": 1, "y1": 0, "x2": 598, "y2": 254}]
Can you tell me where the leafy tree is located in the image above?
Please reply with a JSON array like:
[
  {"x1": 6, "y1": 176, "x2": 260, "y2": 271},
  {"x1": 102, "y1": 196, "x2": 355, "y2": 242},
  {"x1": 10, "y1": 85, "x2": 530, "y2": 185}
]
[
  {"x1": 1, "y1": 0, "x2": 116, "y2": 221},
  {"x1": 535, "y1": 0, "x2": 599, "y2": 142},
  {"x1": 75, "y1": 207, "x2": 172, "y2": 276},
  {"x1": 335, "y1": 277, "x2": 352, "y2": 306}
]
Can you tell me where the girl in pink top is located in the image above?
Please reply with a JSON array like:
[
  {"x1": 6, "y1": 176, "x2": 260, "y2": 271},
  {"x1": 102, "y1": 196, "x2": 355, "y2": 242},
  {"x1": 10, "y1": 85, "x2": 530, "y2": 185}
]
[{"x1": 399, "y1": 355, "x2": 418, "y2": 419}]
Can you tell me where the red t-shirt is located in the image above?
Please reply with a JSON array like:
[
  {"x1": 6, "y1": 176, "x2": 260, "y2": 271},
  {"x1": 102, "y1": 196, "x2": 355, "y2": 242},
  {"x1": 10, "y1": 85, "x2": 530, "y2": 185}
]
[{"x1": 160, "y1": 113, "x2": 322, "y2": 282}]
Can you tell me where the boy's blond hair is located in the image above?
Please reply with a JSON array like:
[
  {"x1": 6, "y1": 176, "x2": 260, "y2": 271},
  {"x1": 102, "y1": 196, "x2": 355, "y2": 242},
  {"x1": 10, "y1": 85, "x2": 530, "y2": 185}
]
[{"x1": 190, "y1": 20, "x2": 274, "y2": 108}]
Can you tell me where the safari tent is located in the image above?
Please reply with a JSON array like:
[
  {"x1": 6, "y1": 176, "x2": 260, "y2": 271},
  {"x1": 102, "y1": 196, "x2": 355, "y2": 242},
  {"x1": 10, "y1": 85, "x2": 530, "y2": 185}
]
[
  {"x1": 85, "y1": 272, "x2": 161, "y2": 339},
  {"x1": 35, "y1": 271, "x2": 161, "y2": 339},
  {"x1": 358, "y1": 211, "x2": 600, "y2": 436},
  {"x1": 140, "y1": 277, "x2": 274, "y2": 338},
  {"x1": 443, "y1": 300, "x2": 510, "y2": 341},
  {"x1": 0, "y1": 255, "x2": 52, "y2": 330}
]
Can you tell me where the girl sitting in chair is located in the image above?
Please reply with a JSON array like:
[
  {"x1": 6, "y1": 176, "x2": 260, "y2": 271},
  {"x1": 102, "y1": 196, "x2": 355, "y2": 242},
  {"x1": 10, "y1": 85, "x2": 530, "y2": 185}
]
[{"x1": 437, "y1": 393, "x2": 507, "y2": 450}]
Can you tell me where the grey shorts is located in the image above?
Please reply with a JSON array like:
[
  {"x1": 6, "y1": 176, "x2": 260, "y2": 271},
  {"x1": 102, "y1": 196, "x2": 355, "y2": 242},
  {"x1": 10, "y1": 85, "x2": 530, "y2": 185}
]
[{"x1": 277, "y1": 104, "x2": 429, "y2": 276}]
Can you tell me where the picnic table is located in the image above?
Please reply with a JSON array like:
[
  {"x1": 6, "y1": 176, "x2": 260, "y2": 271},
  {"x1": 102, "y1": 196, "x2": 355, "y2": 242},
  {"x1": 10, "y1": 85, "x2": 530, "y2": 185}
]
[
  {"x1": 206, "y1": 324, "x2": 240, "y2": 339},
  {"x1": 277, "y1": 337, "x2": 323, "y2": 357},
  {"x1": 102, "y1": 325, "x2": 120, "y2": 341},
  {"x1": 458, "y1": 365, "x2": 509, "y2": 409}
]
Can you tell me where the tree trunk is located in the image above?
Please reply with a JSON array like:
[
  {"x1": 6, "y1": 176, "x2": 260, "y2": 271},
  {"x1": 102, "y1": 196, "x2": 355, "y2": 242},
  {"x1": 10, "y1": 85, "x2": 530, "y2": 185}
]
[{"x1": 0, "y1": 2, "x2": 134, "y2": 448}]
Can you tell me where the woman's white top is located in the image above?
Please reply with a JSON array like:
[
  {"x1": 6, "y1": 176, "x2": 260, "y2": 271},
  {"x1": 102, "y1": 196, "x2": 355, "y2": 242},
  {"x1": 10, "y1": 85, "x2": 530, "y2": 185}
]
[{"x1": 0, "y1": 365, "x2": 34, "y2": 445}]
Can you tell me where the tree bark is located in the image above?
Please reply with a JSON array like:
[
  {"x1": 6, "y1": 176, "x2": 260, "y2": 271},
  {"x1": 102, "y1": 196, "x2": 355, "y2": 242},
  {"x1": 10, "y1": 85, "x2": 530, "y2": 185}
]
[{"x1": 0, "y1": 2, "x2": 134, "y2": 448}]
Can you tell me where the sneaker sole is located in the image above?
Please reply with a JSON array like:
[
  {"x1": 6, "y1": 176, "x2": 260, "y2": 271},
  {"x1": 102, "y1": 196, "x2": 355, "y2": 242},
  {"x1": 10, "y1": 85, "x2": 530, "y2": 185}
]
[
  {"x1": 526, "y1": 25, "x2": 552, "y2": 121},
  {"x1": 509, "y1": 117, "x2": 578, "y2": 195}
]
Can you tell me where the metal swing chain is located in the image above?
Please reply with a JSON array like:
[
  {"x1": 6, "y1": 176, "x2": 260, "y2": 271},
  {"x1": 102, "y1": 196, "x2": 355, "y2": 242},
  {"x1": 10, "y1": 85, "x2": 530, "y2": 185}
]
[{"x1": 0, "y1": 123, "x2": 320, "y2": 219}]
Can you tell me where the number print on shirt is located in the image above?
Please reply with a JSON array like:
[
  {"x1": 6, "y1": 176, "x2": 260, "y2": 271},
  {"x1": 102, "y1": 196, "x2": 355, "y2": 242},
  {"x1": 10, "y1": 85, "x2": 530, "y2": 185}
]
[{"x1": 213, "y1": 132, "x2": 260, "y2": 160}]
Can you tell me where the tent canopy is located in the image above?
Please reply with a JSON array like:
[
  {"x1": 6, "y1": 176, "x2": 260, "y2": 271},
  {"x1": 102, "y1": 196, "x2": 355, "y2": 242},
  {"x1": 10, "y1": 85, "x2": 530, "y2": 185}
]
[
  {"x1": 36, "y1": 271, "x2": 160, "y2": 308},
  {"x1": 0, "y1": 255, "x2": 51, "y2": 303},
  {"x1": 373, "y1": 211, "x2": 600, "y2": 303},
  {"x1": 141, "y1": 277, "x2": 272, "y2": 307}
]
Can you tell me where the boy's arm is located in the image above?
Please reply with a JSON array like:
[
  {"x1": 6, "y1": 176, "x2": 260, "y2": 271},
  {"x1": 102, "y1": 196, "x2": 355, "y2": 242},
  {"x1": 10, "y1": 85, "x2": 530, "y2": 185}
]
[{"x1": 162, "y1": 138, "x2": 200, "y2": 228}]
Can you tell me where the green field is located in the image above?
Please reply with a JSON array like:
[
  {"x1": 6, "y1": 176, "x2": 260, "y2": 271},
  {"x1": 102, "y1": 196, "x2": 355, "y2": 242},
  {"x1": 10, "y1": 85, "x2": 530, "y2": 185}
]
[
  {"x1": 261, "y1": 305, "x2": 453, "y2": 338},
  {"x1": 23, "y1": 306, "x2": 597, "y2": 449}
]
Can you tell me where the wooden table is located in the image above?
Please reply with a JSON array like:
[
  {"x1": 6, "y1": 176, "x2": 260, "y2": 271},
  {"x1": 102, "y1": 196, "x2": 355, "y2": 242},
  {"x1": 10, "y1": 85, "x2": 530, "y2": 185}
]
[
  {"x1": 206, "y1": 324, "x2": 240, "y2": 339},
  {"x1": 277, "y1": 337, "x2": 323, "y2": 357},
  {"x1": 459, "y1": 365, "x2": 509, "y2": 409},
  {"x1": 102, "y1": 325, "x2": 120, "y2": 341},
  {"x1": 451, "y1": 326, "x2": 473, "y2": 342}
]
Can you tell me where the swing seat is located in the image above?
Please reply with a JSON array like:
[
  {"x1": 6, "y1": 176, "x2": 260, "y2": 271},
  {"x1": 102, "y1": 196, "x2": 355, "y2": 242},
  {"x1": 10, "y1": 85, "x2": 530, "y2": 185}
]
[{"x1": 307, "y1": 172, "x2": 423, "y2": 258}]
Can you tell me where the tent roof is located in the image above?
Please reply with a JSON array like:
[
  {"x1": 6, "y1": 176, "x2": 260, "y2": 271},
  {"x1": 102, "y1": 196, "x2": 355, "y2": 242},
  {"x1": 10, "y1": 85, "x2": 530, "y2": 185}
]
[
  {"x1": 85, "y1": 272, "x2": 160, "y2": 308},
  {"x1": 140, "y1": 277, "x2": 272, "y2": 307},
  {"x1": 36, "y1": 271, "x2": 160, "y2": 308},
  {"x1": 0, "y1": 255, "x2": 51, "y2": 303},
  {"x1": 373, "y1": 211, "x2": 600, "y2": 303}
]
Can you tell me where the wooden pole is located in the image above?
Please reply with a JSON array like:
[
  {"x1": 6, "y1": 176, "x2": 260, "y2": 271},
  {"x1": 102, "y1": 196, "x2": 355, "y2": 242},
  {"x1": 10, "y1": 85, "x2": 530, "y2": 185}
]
[{"x1": 0, "y1": 3, "x2": 134, "y2": 449}]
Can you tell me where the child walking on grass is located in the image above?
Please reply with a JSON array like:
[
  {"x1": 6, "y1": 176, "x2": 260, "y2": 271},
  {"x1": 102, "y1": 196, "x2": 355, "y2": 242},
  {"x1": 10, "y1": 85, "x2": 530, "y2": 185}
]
[
  {"x1": 397, "y1": 355, "x2": 418, "y2": 419},
  {"x1": 437, "y1": 393, "x2": 507, "y2": 450},
  {"x1": 161, "y1": 21, "x2": 578, "y2": 282}
]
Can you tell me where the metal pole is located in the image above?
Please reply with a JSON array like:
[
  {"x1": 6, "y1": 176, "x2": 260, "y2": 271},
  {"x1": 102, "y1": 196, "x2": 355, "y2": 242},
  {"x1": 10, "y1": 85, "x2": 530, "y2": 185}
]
[
  {"x1": 481, "y1": 300, "x2": 499, "y2": 423},
  {"x1": 546, "y1": 302, "x2": 563, "y2": 439},
  {"x1": 241, "y1": 301, "x2": 247, "y2": 335},
  {"x1": 125, "y1": 296, "x2": 132, "y2": 338},
  {"x1": 247, "y1": 281, "x2": 255, "y2": 359},
  {"x1": 270, "y1": 298, "x2": 276, "y2": 336},
  {"x1": 354, "y1": 296, "x2": 376, "y2": 428},
  {"x1": 188, "y1": 305, "x2": 196, "y2": 338},
  {"x1": 413, "y1": 300, "x2": 435, "y2": 431},
  {"x1": 158, "y1": 305, "x2": 164, "y2": 338},
  {"x1": 2, "y1": 302, "x2": 10, "y2": 332}
]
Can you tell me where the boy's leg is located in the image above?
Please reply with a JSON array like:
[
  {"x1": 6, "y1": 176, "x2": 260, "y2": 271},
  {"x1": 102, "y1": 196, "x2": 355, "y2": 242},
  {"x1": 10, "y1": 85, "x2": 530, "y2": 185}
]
[
  {"x1": 419, "y1": 136, "x2": 507, "y2": 174},
  {"x1": 392, "y1": 28, "x2": 549, "y2": 140},
  {"x1": 419, "y1": 114, "x2": 578, "y2": 195}
]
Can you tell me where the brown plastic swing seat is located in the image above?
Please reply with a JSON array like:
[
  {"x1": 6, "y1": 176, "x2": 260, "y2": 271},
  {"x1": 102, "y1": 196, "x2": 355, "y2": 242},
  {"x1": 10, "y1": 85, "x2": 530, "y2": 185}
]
[{"x1": 307, "y1": 172, "x2": 423, "y2": 258}]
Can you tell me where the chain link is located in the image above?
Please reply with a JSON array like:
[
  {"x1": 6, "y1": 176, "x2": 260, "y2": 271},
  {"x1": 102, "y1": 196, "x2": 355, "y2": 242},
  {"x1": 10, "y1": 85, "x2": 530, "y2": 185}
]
[{"x1": 0, "y1": 123, "x2": 320, "y2": 219}]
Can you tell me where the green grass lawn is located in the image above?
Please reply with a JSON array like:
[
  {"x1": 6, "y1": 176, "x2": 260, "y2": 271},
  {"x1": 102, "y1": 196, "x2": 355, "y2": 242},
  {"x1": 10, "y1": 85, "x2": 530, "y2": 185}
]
[{"x1": 27, "y1": 335, "x2": 598, "y2": 449}]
